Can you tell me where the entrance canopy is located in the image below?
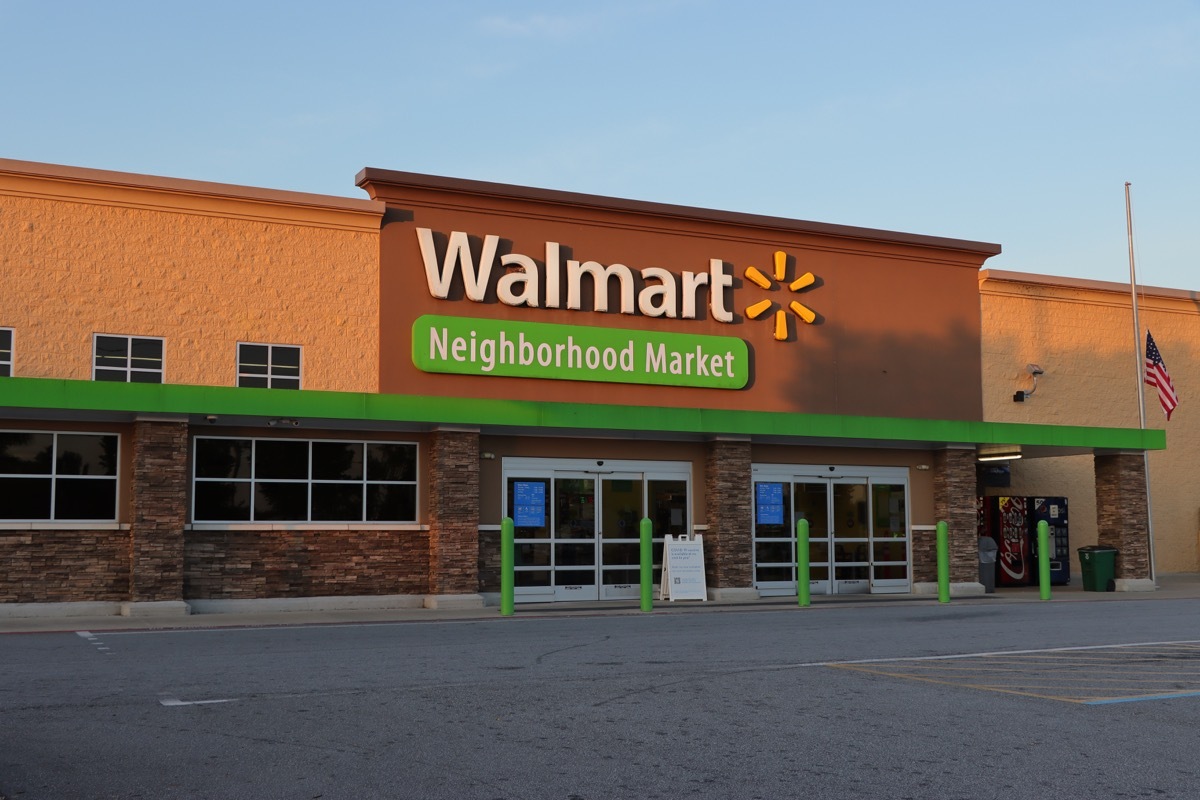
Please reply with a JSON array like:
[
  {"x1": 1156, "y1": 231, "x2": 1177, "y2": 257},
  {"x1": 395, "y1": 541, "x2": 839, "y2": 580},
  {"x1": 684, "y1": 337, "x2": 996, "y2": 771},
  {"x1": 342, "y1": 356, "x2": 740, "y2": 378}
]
[{"x1": 2, "y1": 377, "x2": 1165, "y2": 458}]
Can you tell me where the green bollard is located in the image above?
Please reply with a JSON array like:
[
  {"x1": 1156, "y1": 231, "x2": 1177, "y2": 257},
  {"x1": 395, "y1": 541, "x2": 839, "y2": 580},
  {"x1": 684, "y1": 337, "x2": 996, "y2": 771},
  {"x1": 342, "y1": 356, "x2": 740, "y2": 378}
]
[
  {"x1": 640, "y1": 518, "x2": 653, "y2": 612},
  {"x1": 1037, "y1": 520, "x2": 1052, "y2": 601},
  {"x1": 500, "y1": 516, "x2": 515, "y2": 617},
  {"x1": 936, "y1": 520, "x2": 950, "y2": 604},
  {"x1": 796, "y1": 518, "x2": 811, "y2": 607}
]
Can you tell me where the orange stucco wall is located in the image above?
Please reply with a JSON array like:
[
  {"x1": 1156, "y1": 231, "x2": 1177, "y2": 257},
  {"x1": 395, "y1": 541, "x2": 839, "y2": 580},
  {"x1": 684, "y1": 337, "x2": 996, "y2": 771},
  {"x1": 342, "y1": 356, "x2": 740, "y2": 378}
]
[
  {"x1": 981, "y1": 271, "x2": 1200, "y2": 573},
  {"x1": 1, "y1": 161, "x2": 383, "y2": 392}
]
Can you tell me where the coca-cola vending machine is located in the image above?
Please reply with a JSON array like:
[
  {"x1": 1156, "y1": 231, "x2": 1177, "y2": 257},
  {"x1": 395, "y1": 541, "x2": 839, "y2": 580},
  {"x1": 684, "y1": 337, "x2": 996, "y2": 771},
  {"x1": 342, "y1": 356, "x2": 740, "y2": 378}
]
[{"x1": 978, "y1": 496, "x2": 1033, "y2": 586}]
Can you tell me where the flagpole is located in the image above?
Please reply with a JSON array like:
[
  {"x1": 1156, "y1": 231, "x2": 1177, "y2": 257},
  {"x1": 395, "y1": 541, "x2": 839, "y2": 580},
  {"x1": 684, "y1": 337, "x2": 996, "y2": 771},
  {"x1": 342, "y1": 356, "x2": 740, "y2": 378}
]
[{"x1": 1125, "y1": 182, "x2": 1156, "y2": 583}]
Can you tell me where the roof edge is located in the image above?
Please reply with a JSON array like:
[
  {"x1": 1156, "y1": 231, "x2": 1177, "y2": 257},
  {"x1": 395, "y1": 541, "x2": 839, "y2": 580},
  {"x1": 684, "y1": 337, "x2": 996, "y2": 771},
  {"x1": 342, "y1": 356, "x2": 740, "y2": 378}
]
[
  {"x1": 0, "y1": 158, "x2": 384, "y2": 231},
  {"x1": 356, "y1": 167, "x2": 1002, "y2": 258},
  {"x1": 981, "y1": 269, "x2": 1199, "y2": 301}
]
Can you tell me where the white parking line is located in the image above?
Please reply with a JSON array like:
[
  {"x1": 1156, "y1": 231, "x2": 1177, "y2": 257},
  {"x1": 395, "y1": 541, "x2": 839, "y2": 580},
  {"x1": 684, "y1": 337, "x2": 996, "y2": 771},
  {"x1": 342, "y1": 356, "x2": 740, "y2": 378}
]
[
  {"x1": 794, "y1": 638, "x2": 1200, "y2": 668},
  {"x1": 159, "y1": 696, "x2": 238, "y2": 707}
]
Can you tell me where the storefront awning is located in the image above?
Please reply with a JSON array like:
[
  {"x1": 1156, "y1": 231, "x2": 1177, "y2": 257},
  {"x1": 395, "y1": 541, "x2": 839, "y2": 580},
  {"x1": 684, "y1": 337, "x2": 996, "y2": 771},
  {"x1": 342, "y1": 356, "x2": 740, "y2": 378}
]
[{"x1": 1, "y1": 377, "x2": 1164, "y2": 458}]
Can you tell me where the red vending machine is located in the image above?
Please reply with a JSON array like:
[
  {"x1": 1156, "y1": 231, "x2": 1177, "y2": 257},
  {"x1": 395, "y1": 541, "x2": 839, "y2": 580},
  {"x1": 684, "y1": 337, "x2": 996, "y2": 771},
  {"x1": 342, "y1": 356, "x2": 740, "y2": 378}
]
[{"x1": 978, "y1": 496, "x2": 1033, "y2": 586}]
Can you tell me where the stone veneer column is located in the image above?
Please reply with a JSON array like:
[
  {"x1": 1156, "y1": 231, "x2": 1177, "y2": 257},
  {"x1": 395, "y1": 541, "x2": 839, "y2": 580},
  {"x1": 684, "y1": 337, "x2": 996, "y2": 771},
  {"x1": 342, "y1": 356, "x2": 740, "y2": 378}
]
[
  {"x1": 703, "y1": 437, "x2": 756, "y2": 600},
  {"x1": 1094, "y1": 452, "x2": 1154, "y2": 590},
  {"x1": 425, "y1": 428, "x2": 484, "y2": 608},
  {"x1": 125, "y1": 417, "x2": 190, "y2": 617},
  {"x1": 930, "y1": 447, "x2": 981, "y2": 592}
]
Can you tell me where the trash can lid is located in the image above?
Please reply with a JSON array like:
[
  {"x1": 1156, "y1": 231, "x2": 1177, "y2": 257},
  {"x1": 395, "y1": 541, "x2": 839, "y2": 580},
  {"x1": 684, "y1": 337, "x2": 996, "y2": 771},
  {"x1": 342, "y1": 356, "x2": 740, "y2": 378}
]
[{"x1": 1077, "y1": 545, "x2": 1119, "y2": 553}]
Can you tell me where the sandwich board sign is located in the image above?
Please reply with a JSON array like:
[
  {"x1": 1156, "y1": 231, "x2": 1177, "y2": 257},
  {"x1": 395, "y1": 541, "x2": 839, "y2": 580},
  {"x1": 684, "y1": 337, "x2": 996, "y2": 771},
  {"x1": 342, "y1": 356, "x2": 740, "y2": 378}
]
[{"x1": 660, "y1": 534, "x2": 707, "y2": 601}]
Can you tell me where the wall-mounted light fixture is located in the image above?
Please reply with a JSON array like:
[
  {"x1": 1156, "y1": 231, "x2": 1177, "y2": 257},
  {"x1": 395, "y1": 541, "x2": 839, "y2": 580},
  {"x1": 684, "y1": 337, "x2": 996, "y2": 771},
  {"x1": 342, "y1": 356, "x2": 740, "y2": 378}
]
[
  {"x1": 480, "y1": 452, "x2": 496, "y2": 460},
  {"x1": 977, "y1": 444, "x2": 1023, "y2": 462},
  {"x1": 1013, "y1": 363, "x2": 1044, "y2": 402}
]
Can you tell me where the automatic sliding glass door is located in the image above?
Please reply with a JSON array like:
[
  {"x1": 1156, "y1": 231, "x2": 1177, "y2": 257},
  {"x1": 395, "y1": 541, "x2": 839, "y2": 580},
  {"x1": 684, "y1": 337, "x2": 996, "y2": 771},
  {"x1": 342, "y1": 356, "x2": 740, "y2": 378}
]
[
  {"x1": 552, "y1": 474, "x2": 600, "y2": 600},
  {"x1": 504, "y1": 459, "x2": 691, "y2": 603},
  {"x1": 752, "y1": 466, "x2": 910, "y2": 596}
]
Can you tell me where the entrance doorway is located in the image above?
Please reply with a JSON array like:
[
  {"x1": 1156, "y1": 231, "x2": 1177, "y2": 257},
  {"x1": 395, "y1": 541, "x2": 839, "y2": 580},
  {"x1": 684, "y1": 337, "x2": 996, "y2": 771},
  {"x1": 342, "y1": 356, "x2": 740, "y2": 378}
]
[
  {"x1": 752, "y1": 465, "x2": 910, "y2": 596},
  {"x1": 503, "y1": 458, "x2": 691, "y2": 602}
]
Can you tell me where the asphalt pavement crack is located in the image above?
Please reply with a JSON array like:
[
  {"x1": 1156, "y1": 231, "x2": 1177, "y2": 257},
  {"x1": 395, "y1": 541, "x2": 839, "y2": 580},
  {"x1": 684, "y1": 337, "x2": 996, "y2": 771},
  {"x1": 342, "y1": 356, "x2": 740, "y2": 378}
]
[{"x1": 534, "y1": 634, "x2": 611, "y2": 665}]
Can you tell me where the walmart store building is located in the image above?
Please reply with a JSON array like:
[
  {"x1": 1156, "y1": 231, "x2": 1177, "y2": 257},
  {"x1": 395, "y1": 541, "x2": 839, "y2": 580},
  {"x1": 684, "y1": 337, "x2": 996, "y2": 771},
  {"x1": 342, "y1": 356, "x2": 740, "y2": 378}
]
[{"x1": 0, "y1": 159, "x2": 1168, "y2": 616}]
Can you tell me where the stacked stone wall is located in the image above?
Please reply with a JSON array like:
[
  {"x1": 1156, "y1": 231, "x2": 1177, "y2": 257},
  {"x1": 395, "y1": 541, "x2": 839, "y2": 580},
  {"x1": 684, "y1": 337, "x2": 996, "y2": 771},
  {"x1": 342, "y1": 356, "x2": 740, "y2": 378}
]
[
  {"x1": 427, "y1": 430, "x2": 480, "y2": 595},
  {"x1": 0, "y1": 529, "x2": 130, "y2": 602},
  {"x1": 1095, "y1": 454, "x2": 1150, "y2": 580},
  {"x1": 184, "y1": 529, "x2": 430, "y2": 599},
  {"x1": 129, "y1": 419, "x2": 188, "y2": 602},
  {"x1": 704, "y1": 439, "x2": 752, "y2": 590},
  {"x1": 932, "y1": 448, "x2": 979, "y2": 584}
]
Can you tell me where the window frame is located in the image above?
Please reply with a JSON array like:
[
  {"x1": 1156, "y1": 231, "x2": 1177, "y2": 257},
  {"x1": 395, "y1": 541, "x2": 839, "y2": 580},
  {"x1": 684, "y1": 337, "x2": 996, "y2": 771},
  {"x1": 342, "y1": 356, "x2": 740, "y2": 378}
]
[
  {"x1": 236, "y1": 342, "x2": 302, "y2": 389},
  {"x1": 0, "y1": 327, "x2": 11, "y2": 376},
  {"x1": 92, "y1": 333, "x2": 164, "y2": 383},
  {"x1": 0, "y1": 429, "x2": 121, "y2": 522},
  {"x1": 191, "y1": 436, "x2": 419, "y2": 524}
]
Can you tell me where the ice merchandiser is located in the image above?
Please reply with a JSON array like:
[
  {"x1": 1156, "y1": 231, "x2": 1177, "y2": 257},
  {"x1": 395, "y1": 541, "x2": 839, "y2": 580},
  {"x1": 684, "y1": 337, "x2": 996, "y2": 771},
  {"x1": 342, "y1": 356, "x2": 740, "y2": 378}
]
[{"x1": 1029, "y1": 497, "x2": 1070, "y2": 586}]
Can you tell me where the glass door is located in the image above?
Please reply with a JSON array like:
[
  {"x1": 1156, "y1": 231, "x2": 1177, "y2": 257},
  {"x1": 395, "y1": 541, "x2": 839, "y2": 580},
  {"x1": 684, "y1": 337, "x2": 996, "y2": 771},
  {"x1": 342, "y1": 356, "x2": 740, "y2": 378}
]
[
  {"x1": 869, "y1": 482, "x2": 909, "y2": 593},
  {"x1": 830, "y1": 478, "x2": 870, "y2": 595},
  {"x1": 504, "y1": 459, "x2": 692, "y2": 603},
  {"x1": 598, "y1": 474, "x2": 644, "y2": 599},
  {"x1": 795, "y1": 481, "x2": 832, "y2": 595},
  {"x1": 751, "y1": 465, "x2": 910, "y2": 597},
  {"x1": 552, "y1": 474, "x2": 600, "y2": 601}
]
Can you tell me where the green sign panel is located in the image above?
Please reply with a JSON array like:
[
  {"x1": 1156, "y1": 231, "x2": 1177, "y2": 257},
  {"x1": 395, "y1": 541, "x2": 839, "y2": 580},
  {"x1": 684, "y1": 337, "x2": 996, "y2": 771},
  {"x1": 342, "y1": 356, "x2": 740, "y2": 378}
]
[{"x1": 412, "y1": 315, "x2": 748, "y2": 389}]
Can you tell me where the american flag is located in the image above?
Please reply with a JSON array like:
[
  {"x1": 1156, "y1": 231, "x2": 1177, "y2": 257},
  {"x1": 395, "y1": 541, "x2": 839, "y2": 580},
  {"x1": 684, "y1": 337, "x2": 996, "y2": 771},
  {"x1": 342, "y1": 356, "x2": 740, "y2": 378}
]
[{"x1": 1145, "y1": 330, "x2": 1179, "y2": 420}]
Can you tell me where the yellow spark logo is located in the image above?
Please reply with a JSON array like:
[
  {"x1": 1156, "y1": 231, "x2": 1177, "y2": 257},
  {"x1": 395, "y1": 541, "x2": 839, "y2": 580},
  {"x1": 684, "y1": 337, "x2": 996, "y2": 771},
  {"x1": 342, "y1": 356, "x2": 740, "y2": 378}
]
[{"x1": 744, "y1": 251, "x2": 817, "y2": 341}]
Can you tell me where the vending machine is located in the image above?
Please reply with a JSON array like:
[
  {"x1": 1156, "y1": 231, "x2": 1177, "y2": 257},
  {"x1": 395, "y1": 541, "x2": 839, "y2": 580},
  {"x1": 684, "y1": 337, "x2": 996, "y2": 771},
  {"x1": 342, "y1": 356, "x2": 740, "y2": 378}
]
[
  {"x1": 978, "y1": 495, "x2": 1071, "y2": 588},
  {"x1": 1029, "y1": 497, "x2": 1070, "y2": 586},
  {"x1": 978, "y1": 496, "x2": 1033, "y2": 586}
]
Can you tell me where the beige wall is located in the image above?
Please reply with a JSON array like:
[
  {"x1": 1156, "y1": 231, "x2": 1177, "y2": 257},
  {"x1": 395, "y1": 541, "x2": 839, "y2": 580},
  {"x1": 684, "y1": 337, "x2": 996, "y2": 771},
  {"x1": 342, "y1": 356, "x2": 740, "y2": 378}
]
[
  {"x1": 981, "y1": 270, "x2": 1200, "y2": 573},
  {"x1": 0, "y1": 160, "x2": 383, "y2": 392}
]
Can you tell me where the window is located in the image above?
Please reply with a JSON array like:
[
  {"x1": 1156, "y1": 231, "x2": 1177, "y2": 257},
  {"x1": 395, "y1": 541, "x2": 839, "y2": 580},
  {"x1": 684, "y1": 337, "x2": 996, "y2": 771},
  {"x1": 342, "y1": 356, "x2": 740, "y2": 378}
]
[
  {"x1": 0, "y1": 431, "x2": 120, "y2": 521},
  {"x1": 0, "y1": 328, "x2": 11, "y2": 376},
  {"x1": 237, "y1": 343, "x2": 300, "y2": 389},
  {"x1": 192, "y1": 437, "x2": 417, "y2": 523},
  {"x1": 94, "y1": 334, "x2": 163, "y2": 383}
]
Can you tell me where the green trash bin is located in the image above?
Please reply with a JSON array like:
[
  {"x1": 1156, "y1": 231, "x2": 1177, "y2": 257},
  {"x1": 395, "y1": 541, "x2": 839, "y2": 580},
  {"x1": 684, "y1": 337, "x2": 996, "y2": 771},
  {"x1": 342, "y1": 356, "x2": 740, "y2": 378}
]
[{"x1": 1078, "y1": 545, "x2": 1117, "y2": 592}]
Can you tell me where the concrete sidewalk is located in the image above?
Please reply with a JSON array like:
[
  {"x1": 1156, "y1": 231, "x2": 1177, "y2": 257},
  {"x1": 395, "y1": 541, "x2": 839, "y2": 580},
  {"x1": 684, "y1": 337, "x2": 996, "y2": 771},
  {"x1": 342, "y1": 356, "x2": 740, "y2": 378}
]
[{"x1": 2, "y1": 573, "x2": 1198, "y2": 635}]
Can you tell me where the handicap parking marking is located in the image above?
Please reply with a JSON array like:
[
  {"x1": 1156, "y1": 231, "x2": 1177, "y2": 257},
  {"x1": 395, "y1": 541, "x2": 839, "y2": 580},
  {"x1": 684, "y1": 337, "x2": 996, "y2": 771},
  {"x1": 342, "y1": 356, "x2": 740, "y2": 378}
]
[{"x1": 825, "y1": 640, "x2": 1200, "y2": 705}]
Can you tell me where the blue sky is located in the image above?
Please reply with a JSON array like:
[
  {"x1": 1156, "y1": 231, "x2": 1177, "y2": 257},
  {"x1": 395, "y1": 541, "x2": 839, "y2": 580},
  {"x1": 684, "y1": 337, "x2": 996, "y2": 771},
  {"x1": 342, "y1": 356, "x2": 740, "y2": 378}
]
[{"x1": 3, "y1": 1, "x2": 1197, "y2": 289}]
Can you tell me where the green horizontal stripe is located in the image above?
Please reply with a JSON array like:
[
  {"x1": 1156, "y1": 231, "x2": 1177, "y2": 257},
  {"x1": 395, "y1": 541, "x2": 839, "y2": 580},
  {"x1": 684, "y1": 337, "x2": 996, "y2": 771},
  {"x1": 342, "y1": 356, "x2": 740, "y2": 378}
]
[{"x1": 0, "y1": 376, "x2": 1165, "y2": 451}]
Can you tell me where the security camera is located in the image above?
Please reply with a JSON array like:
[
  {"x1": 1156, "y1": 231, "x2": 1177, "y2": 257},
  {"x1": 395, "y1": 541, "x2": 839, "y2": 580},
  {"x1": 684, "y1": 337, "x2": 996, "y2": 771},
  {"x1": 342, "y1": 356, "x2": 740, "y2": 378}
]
[
  {"x1": 597, "y1": 460, "x2": 605, "y2": 466},
  {"x1": 205, "y1": 415, "x2": 218, "y2": 424},
  {"x1": 1027, "y1": 364, "x2": 1044, "y2": 377}
]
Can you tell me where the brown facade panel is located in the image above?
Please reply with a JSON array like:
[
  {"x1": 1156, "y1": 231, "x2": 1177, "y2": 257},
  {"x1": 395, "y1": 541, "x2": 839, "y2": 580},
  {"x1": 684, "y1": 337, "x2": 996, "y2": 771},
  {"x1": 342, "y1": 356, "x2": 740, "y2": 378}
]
[
  {"x1": 0, "y1": 529, "x2": 130, "y2": 603},
  {"x1": 183, "y1": 529, "x2": 430, "y2": 600},
  {"x1": 360, "y1": 172, "x2": 993, "y2": 422}
]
